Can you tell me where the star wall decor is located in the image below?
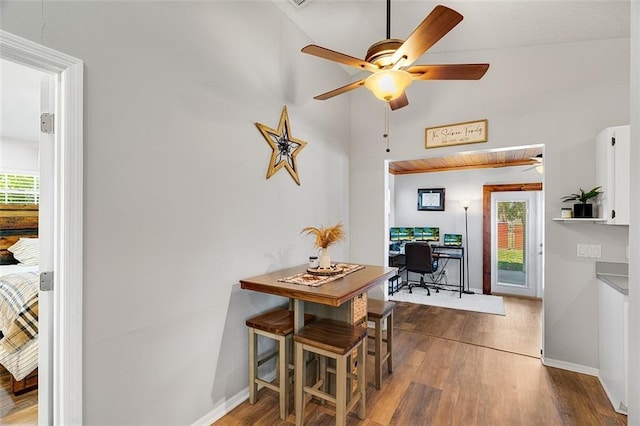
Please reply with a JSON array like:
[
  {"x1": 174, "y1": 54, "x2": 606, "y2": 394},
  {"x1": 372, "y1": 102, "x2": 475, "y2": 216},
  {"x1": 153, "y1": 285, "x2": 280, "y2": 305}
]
[{"x1": 255, "y1": 106, "x2": 308, "y2": 186}]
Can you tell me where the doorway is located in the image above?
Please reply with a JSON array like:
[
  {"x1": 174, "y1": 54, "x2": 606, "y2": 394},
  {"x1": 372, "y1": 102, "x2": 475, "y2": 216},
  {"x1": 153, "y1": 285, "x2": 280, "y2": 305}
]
[
  {"x1": 0, "y1": 29, "x2": 84, "y2": 425},
  {"x1": 0, "y1": 58, "x2": 50, "y2": 424},
  {"x1": 482, "y1": 183, "x2": 543, "y2": 295},
  {"x1": 490, "y1": 190, "x2": 541, "y2": 297}
]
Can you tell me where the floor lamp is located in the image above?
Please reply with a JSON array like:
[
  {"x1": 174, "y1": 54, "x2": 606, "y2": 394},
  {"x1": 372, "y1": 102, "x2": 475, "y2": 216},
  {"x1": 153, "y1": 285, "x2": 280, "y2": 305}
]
[{"x1": 462, "y1": 201, "x2": 474, "y2": 295}]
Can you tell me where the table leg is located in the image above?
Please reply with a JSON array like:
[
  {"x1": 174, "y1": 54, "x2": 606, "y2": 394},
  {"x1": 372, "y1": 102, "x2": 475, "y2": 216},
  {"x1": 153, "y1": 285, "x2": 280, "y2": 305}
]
[
  {"x1": 293, "y1": 299, "x2": 304, "y2": 332},
  {"x1": 292, "y1": 298, "x2": 304, "y2": 423}
]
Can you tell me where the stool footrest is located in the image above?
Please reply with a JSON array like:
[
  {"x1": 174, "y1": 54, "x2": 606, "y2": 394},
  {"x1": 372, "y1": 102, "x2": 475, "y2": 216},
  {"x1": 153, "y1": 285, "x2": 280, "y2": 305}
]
[
  {"x1": 256, "y1": 378, "x2": 280, "y2": 393},
  {"x1": 257, "y1": 350, "x2": 278, "y2": 367},
  {"x1": 303, "y1": 385, "x2": 336, "y2": 405}
]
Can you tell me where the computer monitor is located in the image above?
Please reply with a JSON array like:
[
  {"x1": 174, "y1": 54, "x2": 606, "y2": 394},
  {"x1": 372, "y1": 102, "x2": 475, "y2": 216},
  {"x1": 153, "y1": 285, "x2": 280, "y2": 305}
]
[
  {"x1": 414, "y1": 227, "x2": 439, "y2": 242},
  {"x1": 396, "y1": 227, "x2": 414, "y2": 241},
  {"x1": 389, "y1": 227, "x2": 400, "y2": 242},
  {"x1": 443, "y1": 233, "x2": 463, "y2": 246}
]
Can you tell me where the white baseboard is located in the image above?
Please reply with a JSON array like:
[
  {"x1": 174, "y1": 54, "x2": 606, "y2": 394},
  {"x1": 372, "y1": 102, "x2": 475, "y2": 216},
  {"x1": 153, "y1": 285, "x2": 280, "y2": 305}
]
[
  {"x1": 542, "y1": 356, "x2": 599, "y2": 376},
  {"x1": 597, "y1": 375, "x2": 629, "y2": 415},
  {"x1": 191, "y1": 387, "x2": 249, "y2": 425},
  {"x1": 191, "y1": 370, "x2": 277, "y2": 425}
]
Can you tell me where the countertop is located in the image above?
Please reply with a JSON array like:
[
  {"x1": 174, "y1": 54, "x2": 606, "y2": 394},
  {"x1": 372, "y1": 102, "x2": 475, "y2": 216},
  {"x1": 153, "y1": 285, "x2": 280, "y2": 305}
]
[{"x1": 596, "y1": 261, "x2": 629, "y2": 295}]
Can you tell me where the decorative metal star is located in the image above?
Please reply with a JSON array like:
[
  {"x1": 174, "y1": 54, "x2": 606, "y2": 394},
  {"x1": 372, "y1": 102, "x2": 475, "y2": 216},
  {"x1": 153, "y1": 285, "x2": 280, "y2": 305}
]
[{"x1": 256, "y1": 106, "x2": 308, "y2": 185}]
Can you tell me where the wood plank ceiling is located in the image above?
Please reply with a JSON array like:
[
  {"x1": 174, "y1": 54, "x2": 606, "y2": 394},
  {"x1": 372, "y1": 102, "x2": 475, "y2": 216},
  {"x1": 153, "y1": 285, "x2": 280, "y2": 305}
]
[{"x1": 388, "y1": 146, "x2": 543, "y2": 175}]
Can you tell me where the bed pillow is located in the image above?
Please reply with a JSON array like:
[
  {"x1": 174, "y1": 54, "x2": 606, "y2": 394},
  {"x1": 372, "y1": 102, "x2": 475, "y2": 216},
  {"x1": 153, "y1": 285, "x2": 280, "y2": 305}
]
[
  {"x1": 7, "y1": 238, "x2": 39, "y2": 266},
  {"x1": 0, "y1": 293, "x2": 38, "y2": 353},
  {"x1": 0, "y1": 272, "x2": 39, "y2": 333}
]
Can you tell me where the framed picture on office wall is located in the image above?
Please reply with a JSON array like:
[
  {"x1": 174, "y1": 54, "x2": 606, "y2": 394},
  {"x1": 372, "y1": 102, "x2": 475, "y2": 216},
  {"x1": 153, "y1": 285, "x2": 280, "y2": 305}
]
[{"x1": 418, "y1": 188, "x2": 445, "y2": 211}]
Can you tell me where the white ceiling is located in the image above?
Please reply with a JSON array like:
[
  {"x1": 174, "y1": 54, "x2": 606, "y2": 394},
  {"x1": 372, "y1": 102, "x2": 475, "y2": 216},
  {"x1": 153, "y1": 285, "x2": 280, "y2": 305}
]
[
  {"x1": 0, "y1": 1, "x2": 630, "y2": 145},
  {"x1": 275, "y1": 0, "x2": 630, "y2": 76}
]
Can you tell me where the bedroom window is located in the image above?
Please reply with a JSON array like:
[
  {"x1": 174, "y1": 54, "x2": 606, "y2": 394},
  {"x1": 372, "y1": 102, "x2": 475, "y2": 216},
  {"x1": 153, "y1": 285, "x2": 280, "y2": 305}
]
[{"x1": 0, "y1": 173, "x2": 40, "y2": 204}]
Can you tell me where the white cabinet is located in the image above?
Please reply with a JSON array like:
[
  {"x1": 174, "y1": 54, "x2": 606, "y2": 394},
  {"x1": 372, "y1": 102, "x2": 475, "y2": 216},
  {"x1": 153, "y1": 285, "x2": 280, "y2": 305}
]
[
  {"x1": 596, "y1": 125, "x2": 630, "y2": 225},
  {"x1": 598, "y1": 279, "x2": 628, "y2": 414}
]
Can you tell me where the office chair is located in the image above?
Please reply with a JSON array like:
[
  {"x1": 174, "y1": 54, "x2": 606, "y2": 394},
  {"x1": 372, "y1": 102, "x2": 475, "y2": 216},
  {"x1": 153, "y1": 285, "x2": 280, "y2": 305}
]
[{"x1": 404, "y1": 242, "x2": 441, "y2": 295}]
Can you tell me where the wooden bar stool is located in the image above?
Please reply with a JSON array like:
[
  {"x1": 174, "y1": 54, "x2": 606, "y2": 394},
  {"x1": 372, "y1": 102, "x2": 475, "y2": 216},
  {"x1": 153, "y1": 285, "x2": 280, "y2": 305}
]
[
  {"x1": 246, "y1": 307, "x2": 315, "y2": 420},
  {"x1": 367, "y1": 299, "x2": 396, "y2": 389},
  {"x1": 293, "y1": 318, "x2": 367, "y2": 426}
]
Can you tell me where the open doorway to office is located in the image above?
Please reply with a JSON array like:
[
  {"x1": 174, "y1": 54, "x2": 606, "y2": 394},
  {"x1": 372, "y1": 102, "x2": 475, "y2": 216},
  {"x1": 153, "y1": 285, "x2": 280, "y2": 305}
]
[{"x1": 386, "y1": 145, "x2": 544, "y2": 357}]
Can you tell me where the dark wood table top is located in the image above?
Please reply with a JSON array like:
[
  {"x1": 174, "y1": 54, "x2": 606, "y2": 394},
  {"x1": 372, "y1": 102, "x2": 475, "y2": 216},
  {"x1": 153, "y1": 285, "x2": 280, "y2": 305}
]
[{"x1": 240, "y1": 263, "x2": 397, "y2": 307}]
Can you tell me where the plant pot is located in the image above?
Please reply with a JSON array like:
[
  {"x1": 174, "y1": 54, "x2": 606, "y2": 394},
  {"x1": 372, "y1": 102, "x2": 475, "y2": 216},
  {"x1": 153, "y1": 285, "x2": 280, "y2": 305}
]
[{"x1": 573, "y1": 203, "x2": 593, "y2": 218}]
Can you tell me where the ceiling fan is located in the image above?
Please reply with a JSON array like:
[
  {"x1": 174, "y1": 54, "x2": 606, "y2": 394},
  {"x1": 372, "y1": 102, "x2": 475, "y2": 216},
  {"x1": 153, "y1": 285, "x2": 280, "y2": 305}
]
[
  {"x1": 523, "y1": 154, "x2": 543, "y2": 173},
  {"x1": 301, "y1": 1, "x2": 490, "y2": 110}
]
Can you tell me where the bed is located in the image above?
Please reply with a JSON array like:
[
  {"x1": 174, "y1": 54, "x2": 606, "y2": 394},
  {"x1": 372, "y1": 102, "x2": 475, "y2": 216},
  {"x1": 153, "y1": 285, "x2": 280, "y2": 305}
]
[{"x1": 0, "y1": 203, "x2": 39, "y2": 394}]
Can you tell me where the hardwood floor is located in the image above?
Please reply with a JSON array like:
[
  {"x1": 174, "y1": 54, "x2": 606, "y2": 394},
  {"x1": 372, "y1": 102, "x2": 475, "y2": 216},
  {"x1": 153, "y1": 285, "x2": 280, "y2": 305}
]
[
  {"x1": 0, "y1": 365, "x2": 37, "y2": 425},
  {"x1": 214, "y1": 296, "x2": 627, "y2": 425}
]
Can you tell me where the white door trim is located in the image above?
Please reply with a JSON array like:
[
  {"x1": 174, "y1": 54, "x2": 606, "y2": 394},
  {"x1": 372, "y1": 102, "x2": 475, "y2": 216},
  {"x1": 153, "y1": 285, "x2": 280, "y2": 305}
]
[{"x1": 1, "y1": 30, "x2": 83, "y2": 425}]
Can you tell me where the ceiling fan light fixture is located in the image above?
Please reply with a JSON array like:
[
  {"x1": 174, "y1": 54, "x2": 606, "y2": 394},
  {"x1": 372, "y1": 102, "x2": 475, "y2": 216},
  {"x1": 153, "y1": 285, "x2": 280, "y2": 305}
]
[{"x1": 364, "y1": 69, "x2": 412, "y2": 102}]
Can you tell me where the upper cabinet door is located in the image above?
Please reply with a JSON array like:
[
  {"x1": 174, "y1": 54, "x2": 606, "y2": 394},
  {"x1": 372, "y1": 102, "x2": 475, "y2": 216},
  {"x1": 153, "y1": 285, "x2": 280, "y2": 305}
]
[{"x1": 596, "y1": 125, "x2": 630, "y2": 225}]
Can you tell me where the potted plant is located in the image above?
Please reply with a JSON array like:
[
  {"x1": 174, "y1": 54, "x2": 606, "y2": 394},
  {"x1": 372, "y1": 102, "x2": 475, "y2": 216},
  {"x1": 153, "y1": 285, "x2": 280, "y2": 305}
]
[{"x1": 561, "y1": 186, "x2": 602, "y2": 218}]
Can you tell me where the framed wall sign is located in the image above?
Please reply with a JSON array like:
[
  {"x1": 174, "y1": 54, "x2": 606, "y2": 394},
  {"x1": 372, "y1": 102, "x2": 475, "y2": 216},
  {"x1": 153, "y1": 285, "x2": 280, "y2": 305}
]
[
  {"x1": 425, "y1": 119, "x2": 488, "y2": 149},
  {"x1": 418, "y1": 188, "x2": 445, "y2": 211}
]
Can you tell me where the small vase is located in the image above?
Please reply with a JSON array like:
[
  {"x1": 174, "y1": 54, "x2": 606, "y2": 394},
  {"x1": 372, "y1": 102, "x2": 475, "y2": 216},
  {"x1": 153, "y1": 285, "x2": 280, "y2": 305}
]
[{"x1": 319, "y1": 248, "x2": 331, "y2": 269}]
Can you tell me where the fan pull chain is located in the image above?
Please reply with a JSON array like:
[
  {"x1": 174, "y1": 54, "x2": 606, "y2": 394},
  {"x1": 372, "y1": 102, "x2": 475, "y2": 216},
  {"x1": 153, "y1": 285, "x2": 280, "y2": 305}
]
[
  {"x1": 40, "y1": 0, "x2": 47, "y2": 44},
  {"x1": 383, "y1": 107, "x2": 391, "y2": 152}
]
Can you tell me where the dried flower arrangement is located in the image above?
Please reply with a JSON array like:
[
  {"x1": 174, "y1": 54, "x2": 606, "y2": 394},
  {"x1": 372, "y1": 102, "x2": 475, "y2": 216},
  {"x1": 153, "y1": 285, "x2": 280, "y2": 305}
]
[{"x1": 301, "y1": 223, "x2": 345, "y2": 248}]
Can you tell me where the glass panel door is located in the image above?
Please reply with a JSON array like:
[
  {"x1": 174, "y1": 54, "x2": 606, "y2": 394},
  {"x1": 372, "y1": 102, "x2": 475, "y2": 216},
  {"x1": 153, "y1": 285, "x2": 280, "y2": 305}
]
[{"x1": 491, "y1": 192, "x2": 539, "y2": 297}]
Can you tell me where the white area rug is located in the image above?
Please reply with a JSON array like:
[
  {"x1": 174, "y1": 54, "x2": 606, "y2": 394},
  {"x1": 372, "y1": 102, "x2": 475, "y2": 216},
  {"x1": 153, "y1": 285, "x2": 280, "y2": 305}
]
[{"x1": 389, "y1": 287, "x2": 506, "y2": 316}]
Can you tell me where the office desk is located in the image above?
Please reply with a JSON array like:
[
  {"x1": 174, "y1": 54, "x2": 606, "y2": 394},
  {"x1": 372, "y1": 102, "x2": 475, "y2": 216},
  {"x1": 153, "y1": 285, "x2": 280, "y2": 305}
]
[
  {"x1": 431, "y1": 245, "x2": 464, "y2": 298},
  {"x1": 240, "y1": 263, "x2": 397, "y2": 332},
  {"x1": 388, "y1": 245, "x2": 465, "y2": 297}
]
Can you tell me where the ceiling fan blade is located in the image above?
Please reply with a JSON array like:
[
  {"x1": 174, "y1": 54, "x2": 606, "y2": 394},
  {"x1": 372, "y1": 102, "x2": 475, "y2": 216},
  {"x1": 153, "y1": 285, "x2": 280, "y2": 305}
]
[
  {"x1": 408, "y1": 64, "x2": 490, "y2": 80},
  {"x1": 302, "y1": 45, "x2": 379, "y2": 73},
  {"x1": 389, "y1": 92, "x2": 409, "y2": 110},
  {"x1": 391, "y1": 5, "x2": 463, "y2": 67},
  {"x1": 313, "y1": 79, "x2": 366, "y2": 100}
]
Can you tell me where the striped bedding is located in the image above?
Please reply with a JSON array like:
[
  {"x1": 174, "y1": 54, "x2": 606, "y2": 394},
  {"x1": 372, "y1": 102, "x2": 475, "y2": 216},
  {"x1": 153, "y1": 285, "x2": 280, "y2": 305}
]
[{"x1": 0, "y1": 270, "x2": 39, "y2": 381}]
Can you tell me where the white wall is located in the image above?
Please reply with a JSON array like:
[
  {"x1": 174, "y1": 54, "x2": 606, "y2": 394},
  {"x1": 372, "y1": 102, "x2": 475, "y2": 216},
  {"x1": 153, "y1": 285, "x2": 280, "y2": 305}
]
[
  {"x1": 392, "y1": 164, "x2": 542, "y2": 291},
  {"x1": 350, "y1": 38, "x2": 630, "y2": 372},
  {"x1": 1, "y1": 2, "x2": 353, "y2": 424},
  {"x1": 0, "y1": 138, "x2": 39, "y2": 174},
  {"x1": 0, "y1": 59, "x2": 40, "y2": 174}
]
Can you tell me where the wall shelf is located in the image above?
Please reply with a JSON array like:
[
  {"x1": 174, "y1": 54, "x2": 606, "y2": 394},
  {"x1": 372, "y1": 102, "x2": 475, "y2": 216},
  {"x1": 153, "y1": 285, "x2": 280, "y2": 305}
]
[{"x1": 552, "y1": 217, "x2": 607, "y2": 223}]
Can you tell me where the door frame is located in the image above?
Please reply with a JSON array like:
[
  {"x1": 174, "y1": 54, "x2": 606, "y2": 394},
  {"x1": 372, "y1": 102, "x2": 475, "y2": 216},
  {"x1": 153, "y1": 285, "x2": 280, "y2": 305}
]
[
  {"x1": 1, "y1": 30, "x2": 83, "y2": 425},
  {"x1": 482, "y1": 183, "x2": 542, "y2": 294}
]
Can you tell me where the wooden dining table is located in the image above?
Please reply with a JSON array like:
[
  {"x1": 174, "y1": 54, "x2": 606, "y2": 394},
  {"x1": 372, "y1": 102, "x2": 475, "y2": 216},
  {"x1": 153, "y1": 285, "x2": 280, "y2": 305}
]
[
  {"x1": 240, "y1": 263, "x2": 396, "y2": 422},
  {"x1": 240, "y1": 263, "x2": 398, "y2": 332}
]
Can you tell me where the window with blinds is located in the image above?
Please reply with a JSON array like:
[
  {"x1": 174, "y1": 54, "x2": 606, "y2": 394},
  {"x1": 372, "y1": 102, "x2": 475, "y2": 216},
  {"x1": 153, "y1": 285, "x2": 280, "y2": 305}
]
[{"x1": 0, "y1": 173, "x2": 40, "y2": 204}]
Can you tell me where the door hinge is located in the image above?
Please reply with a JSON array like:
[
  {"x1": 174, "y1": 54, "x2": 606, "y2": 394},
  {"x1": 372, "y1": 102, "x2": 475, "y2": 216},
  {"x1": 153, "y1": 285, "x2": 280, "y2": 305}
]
[
  {"x1": 611, "y1": 136, "x2": 616, "y2": 146},
  {"x1": 41, "y1": 113, "x2": 54, "y2": 134},
  {"x1": 40, "y1": 271, "x2": 54, "y2": 291}
]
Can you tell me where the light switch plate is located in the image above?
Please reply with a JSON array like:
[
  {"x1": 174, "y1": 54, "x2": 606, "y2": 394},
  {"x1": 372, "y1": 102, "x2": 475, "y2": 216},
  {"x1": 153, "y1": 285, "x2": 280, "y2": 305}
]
[{"x1": 577, "y1": 244, "x2": 587, "y2": 257}]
